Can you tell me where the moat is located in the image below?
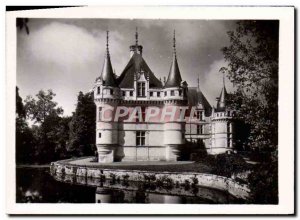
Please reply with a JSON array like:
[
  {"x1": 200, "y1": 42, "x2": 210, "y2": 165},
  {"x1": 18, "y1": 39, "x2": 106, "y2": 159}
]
[{"x1": 16, "y1": 167, "x2": 245, "y2": 204}]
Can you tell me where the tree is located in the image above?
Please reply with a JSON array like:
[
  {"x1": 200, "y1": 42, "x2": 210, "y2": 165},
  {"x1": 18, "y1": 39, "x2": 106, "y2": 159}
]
[
  {"x1": 52, "y1": 116, "x2": 72, "y2": 159},
  {"x1": 24, "y1": 90, "x2": 64, "y2": 163},
  {"x1": 68, "y1": 92, "x2": 96, "y2": 156},
  {"x1": 16, "y1": 18, "x2": 30, "y2": 35},
  {"x1": 16, "y1": 87, "x2": 36, "y2": 164},
  {"x1": 221, "y1": 21, "x2": 279, "y2": 203},
  {"x1": 247, "y1": 161, "x2": 278, "y2": 204},
  {"x1": 24, "y1": 90, "x2": 63, "y2": 124},
  {"x1": 221, "y1": 20, "x2": 278, "y2": 155}
]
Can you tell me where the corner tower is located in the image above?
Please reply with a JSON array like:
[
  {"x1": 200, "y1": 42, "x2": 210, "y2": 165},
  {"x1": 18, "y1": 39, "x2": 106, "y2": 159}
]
[
  {"x1": 94, "y1": 31, "x2": 121, "y2": 163},
  {"x1": 210, "y1": 75, "x2": 235, "y2": 154},
  {"x1": 163, "y1": 31, "x2": 188, "y2": 161}
]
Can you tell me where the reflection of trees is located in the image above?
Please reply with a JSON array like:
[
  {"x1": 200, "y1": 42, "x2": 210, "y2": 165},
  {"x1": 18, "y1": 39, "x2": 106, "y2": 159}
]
[{"x1": 16, "y1": 168, "x2": 95, "y2": 203}]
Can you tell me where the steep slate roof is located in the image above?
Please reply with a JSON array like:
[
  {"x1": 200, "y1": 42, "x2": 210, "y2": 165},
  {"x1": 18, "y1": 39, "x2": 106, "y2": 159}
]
[
  {"x1": 99, "y1": 31, "x2": 117, "y2": 87},
  {"x1": 164, "y1": 54, "x2": 182, "y2": 88},
  {"x1": 100, "y1": 53, "x2": 117, "y2": 87},
  {"x1": 117, "y1": 53, "x2": 163, "y2": 88},
  {"x1": 215, "y1": 85, "x2": 228, "y2": 112},
  {"x1": 187, "y1": 87, "x2": 212, "y2": 117}
]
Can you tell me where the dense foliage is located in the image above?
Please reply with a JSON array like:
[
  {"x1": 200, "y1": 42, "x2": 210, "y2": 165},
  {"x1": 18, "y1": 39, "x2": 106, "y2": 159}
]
[
  {"x1": 16, "y1": 87, "x2": 36, "y2": 163},
  {"x1": 247, "y1": 161, "x2": 278, "y2": 204},
  {"x1": 221, "y1": 20, "x2": 278, "y2": 153},
  {"x1": 221, "y1": 20, "x2": 279, "y2": 203},
  {"x1": 16, "y1": 88, "x2": 96, "y2": 164},
  {"x1": 68, "y1": 92, "x2": 96, "y2": 156}
]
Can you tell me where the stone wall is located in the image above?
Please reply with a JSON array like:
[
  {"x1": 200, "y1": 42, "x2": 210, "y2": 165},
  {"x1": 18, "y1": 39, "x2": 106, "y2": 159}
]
[{"x1": 50, "y1": 161, "x2": 250, "y2": 200}]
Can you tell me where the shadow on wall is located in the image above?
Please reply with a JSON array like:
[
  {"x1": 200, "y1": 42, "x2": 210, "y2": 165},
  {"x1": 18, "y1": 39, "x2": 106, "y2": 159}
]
[
  {"x1": 114, "y1": 123, "x2": 125, "y2": 162},
  {"x1": 180, "y1": 140, "x2": 207, "y2": 161}
]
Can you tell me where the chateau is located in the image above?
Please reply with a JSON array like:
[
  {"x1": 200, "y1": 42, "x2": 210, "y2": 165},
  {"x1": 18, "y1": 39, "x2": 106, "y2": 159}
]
[{"x1": 94, "y1": 30, "x2": 236, "y2": 163}]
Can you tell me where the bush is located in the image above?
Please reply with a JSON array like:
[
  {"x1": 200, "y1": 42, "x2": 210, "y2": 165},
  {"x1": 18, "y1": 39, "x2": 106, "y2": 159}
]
[
  {"x1": 248, "y1": 160, "x2": 278, "y2": 204},
  {"x1": 208, "y1": 153, "x2": 249, "y2": 178}
]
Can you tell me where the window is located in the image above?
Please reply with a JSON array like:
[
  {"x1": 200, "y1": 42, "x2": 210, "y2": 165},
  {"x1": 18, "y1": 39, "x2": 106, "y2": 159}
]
[
  {"x1": 98, "y1": 107, "x2": 102, "y2": 121},
  {"x1": 130, "y1": 91, "x2": 133, "y2": 96},
  {"x1": 197, "y1": 125, "x2": 204, "y2": 135},
  {"x1": 110, "y1": 89, "x2": 114, "y2": 95},
  {"x1": 157, "y1": 92, "x2": 160, "y2": 97},
  {"x1": 98, "y1": 132, "x2": 101, "y2": 138},
  {"x1": 196, "y1": 111, "x2": 203, "y2": 120},
  {"x1": 97, "y1": 86, "x2": 100, "y2": 94},
  {"x1": 179, "y1": 90, "x2": 182, "y2": 96},
  {"x1": 164, "y1": 91, "x2": 167, "y2": 96},
  {"x1": 150, "y1": 91, "x2": 153, "y2": 97},
  {"x1": 171, "y1": 90, "x2": 175, "y2": 96},
  {"x1": 122, "y1": 91, "x2": 126, "y2": 96},
  {"x1": 136, "y1": 131, "x2": 146, "y2": 146},
  {"x1": 137, "y1": 82, "x2": 146, "y2": 97}
]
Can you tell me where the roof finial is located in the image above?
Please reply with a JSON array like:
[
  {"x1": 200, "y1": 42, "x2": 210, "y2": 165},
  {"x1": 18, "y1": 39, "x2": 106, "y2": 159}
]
[
  {"x1": 135, "y1": 27, "x2": 138, "y2": 46},
  {"x1": 173, "y1": 30, "x2": 176, "y2": 55},
  {"x1": 106, "y1": 30, "x2": 109, "y2": 55},
  {"x1": 222, "y1": 71, "x2": 225, "y2": 88}
]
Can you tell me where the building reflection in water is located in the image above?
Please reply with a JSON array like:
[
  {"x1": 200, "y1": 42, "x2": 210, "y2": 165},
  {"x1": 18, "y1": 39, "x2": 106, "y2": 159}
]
[
  {"x1": 95, "y1": 186, "x2": 183, "y2": 204},
  {"x1": 95, "y1": 188, "x2": 112, "y2": 203}
]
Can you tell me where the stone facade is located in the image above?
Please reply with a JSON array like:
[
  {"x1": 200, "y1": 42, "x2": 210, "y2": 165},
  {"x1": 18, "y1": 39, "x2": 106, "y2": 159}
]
[{"x1": 94, "y1": 31, "x2": 236, "y2": 163}]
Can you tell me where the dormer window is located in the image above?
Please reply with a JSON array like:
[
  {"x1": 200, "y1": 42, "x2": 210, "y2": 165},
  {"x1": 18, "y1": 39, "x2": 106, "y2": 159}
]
[
  {"x1": 179, "y1": 90, "x2": 182, "y2": 96},
  {"x1": 122, "y1": 91, "x2": 126, "y2": 96},
  {"x1": 110, "y1": 89, "x2": 114, "y2": 95},
  {"x1": 130, "y1": 91, "x2": 133, "y2": 96},
  {"x1": 164, "y1": 91, "x2": 167, "y2": 96},
  {"x1": 196, "y1": 110, "x2": 203, "y2": 121},
  {"x1": 171, "y1": 90, "x2": 175, "y2": 96},
  {"x1": 137, "y1": 82, "x2": 146, "y2": 97},
  {"x1": 150, "y1": 91, "x2": 153, "y2": 97},
  {"x1": 97, "y1": 86, "x2": 100, "y2": 95},
  {"x1": 157, "y1": 92, "x2": 160, "y2": 97}
]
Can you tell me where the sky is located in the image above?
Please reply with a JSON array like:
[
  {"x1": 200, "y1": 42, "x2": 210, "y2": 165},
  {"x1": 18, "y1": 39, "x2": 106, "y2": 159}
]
[{"x1": 17, "y1": 18, "x2": 237, "y2": 116}]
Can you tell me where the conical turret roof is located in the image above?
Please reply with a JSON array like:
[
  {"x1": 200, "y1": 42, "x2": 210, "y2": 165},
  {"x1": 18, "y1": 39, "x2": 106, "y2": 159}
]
[
  {"x1": 100, "y1": 31, "x2": 117, "y2": 87},
  {"x1": 164, "y1": 31, "x2": 182, "y2": 88},
  {"x1": 215, "y1": 75, "x2": 229, "y2": 112},
  {"x1": 218, "y1": 85, "x2": 228, "y2": 108}
]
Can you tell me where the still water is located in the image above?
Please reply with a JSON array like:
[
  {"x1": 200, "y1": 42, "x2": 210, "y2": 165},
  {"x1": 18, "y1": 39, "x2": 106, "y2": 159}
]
[{"x1": 16, "y1": 167, "x2": 244, "y2": 204}]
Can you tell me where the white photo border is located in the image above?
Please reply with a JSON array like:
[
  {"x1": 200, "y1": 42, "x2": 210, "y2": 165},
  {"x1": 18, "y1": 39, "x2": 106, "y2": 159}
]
[{"x1": 6, "y1": 6, "x2": 295, "y2": 215}]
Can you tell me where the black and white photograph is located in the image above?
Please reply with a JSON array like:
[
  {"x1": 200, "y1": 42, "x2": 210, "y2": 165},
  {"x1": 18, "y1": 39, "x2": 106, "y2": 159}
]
[{"x1": 6, "y1": 6, "x2": 294, "y2": 215}]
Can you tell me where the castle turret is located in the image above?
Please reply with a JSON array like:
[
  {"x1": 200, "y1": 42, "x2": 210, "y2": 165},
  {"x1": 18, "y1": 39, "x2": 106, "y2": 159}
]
[
  {"x1": 210, "y1": 75, "x2": 234, "y2": 154},
  {"x1": 164, "y1": 31, "x2": 182, "y2": 89},
  {"x1": 94, "y1": 31, "x2": 121, "y2": 163},
  {"x1": 163, "y1": 31, "x2": 187, "y2": 161}
]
